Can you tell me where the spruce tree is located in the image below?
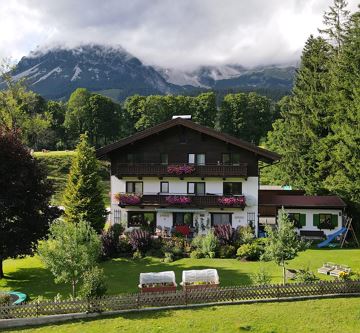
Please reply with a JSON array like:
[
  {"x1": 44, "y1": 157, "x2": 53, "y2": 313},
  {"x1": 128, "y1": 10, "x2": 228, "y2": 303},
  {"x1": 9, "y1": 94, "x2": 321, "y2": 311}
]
[
  {"x1": 324, "y1": 10, "x2": 360, "y2": 206},
  {"x1": 319, "y1": 0, "x2": 350, "y2": 51},
  {"x1": 264, "y1": 36, "x2": 333, "y2": 193},
  {"x1": 63, "y1": 133, "x2": 107, "y2": 232}
]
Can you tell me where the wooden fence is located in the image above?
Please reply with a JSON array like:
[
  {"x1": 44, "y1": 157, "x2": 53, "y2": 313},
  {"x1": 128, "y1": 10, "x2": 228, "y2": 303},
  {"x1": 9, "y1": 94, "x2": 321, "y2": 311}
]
[{"x1": 1, "y1": 280, "x2": 360, "y2": 320}]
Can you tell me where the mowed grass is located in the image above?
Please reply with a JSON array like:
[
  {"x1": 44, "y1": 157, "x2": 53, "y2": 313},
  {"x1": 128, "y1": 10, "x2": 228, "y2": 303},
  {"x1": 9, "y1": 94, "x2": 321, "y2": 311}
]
[
  {"x1": 4, "y1": 298, "x2": 360, "y2": 333},
  {"x1": 1, "y1": 248, "x2": 360, "y2": 299},
  {"x1": 2, "y1": 249, "x2": 360, "y2": 332}
]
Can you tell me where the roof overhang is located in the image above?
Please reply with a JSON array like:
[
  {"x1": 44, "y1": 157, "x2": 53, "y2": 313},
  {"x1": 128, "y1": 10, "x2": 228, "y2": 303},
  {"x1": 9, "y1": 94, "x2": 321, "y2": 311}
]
[{"x1": 96, "y1": 118, "x2": 280, "y2": 163}]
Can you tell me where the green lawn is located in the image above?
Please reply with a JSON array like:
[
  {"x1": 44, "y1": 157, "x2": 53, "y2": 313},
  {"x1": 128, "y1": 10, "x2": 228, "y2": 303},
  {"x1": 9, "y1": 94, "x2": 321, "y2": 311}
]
[
  {"x1": 1, "y1": 248, "x2": 360, "y2": 332},
  {"x1": 1, "y1": 248, "x2": 360, "y2": 299},
  {"x1": 4, "y1": 298, "x2": 360, "y2": 333}
]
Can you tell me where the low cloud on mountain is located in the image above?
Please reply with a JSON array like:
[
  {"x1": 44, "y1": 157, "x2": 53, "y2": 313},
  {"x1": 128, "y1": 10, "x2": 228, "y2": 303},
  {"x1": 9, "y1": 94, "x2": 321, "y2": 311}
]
[{"x1": 0, "y1": 0, "x2": 359, "y2": 69}]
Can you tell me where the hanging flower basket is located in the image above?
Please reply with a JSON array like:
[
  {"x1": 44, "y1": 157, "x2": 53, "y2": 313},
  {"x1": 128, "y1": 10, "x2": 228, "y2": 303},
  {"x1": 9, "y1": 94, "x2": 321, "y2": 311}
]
[
  {"x1": 115, "y1": 193, "x2": 142, "y2": 205},
  {"x1": 218, "y1": 196, "x2": 246, "y2": 207},
  {"x1": 167, "y1": 164, "x2": 195, "y2": 176},
  {"x1": 165, "y1": 195, "x2": 192, "y2": 205}
]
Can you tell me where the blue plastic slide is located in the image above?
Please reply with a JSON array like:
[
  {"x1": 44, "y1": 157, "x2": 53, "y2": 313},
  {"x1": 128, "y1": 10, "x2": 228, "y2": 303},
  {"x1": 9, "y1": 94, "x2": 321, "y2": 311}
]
[{"x1": 317, "y1": 227, "x2": 347, "y2": 248}]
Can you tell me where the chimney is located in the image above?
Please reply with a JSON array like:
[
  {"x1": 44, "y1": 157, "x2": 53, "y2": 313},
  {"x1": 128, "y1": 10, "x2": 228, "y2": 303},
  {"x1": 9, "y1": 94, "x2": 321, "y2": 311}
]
[{"x1": 172, "y1": 115, "x2": 192, "y2": 120}]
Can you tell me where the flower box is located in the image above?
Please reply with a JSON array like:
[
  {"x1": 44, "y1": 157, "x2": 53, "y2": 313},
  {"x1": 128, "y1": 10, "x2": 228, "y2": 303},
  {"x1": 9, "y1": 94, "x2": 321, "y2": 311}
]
[
  {"x1": 140, "y1": 285, "x2": 177, "y2": 293},
  {"x1": 165, "y1": 196, "x2": 192, "y2": 205},
  {"x1": 167, "y1": 164, "x2": 195, "y2": 176},
  {"x1": 115, "y1": 193, "x2": 142, "y2": 205},
  {"x1": 217, "y1": 196, "x2": 246, "y2": 207}
]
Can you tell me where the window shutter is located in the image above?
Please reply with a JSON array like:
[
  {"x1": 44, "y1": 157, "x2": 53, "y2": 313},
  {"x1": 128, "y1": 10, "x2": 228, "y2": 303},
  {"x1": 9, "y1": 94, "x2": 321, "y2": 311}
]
[
  {"x1": 331, "y1": 215, "x2": 338, "y2": 228},
  {"x1": 313, "y1": 214, "x2": 319, "y2": 227},
  {"x1": 300, "y1": 214, "x2": 306, "y2": 227}
]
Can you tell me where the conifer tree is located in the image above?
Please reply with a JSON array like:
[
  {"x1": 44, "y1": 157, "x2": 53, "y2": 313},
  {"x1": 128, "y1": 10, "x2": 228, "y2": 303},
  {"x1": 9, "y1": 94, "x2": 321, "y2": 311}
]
[
  {"x1": 319, "y1": 0, "x2": 350, "y2": 51},
  {"x1": 264, "y1": 36, "x2": 333, "y2": 193},
  {"x1": 63, "y1": 133, "x2": 107, "y2": 232},
  {"x1": 324, "y1": 10, "x2": 360, "y2": 206}
]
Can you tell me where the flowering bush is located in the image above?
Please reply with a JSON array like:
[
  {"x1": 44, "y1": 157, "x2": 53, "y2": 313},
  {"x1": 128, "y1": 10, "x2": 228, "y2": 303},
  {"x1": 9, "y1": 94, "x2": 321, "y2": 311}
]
[
  {"x1": 214, "y1": 224, "x2": 235, "y2": 245},
  {"x1": 115, "y1": 193, "x2": 142, "y2": 205},
  {"x1": 128, "y1": 229, "x2": 151, "y2": 253},
  {"x1": 218, "y1": 196, "x2": 246, "y2": 207},
  {"x1": 167, "y1": 164, "x2": 195, "y2": 175},
  {"x1": 165, "y1": 195, "x2": 192, "y2": 204}
]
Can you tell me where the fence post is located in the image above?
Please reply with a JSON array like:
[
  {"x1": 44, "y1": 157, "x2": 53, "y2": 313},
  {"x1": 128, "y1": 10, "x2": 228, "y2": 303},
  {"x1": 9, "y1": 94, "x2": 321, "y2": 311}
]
[
  {"x1": 137, "y1": 293, "x2": 140, "y2": 310},
  {"x1": 185, "y1": 289, "x2": 188, "y2": 306}
]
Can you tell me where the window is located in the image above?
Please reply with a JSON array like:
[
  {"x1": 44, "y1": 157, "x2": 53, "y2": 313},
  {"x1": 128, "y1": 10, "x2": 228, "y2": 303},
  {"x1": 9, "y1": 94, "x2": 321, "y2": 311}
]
[
  {"x1": 222, "y1": 153, "x2": 231, "y2": 165},
  {"x1": 160, "y1": 181, "x2": 169, "y2": 193},
  {"x1": 232, "y1": 153, "x2": 240, "y2": 165},
  {"x1": 211, "y1": 213, "x2": 232, "y2": 226},
  {"x1": 223, "y1": 182, "x2": 242, "y2": 195},
  {"x1": 288, "y1": 213, "x2": 301, "y2": 228},
  {"x1": 173, "y1": 212, "x2": 193, "y2": 226},
  {"x1": 128, "y1": 212, "x2": 156, "y2": 231},
  {"x1": 247, "y1": 212, "x2": 256, "y2": 227},
  {"x1": 160, "y1": 153, "x2": 168, "y2": 165},
  {"x1": 222, "y1": 153, "x2": 240, "y2": 165},
  {"x1": 188, "y1": 153, "x2": 206, "y2": 165},
  {"x1": 126, "y1": 181, "x2": 143, "y2": 193},
  {"x1": 318, "y1": 214, "x2": 335, "y2": 229},
  {"x1": 187, "y1": 182, "x2": 205, "y2": 195}
]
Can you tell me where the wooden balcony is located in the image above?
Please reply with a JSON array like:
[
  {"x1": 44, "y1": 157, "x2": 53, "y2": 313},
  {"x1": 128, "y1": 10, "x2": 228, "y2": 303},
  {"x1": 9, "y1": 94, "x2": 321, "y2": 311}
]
[
  {"x1": 114, "y1": 163, "x2": 248, "y2": 178},
  {"x1": 117, "y1": 193, "x2": 246, "y2": 209}
]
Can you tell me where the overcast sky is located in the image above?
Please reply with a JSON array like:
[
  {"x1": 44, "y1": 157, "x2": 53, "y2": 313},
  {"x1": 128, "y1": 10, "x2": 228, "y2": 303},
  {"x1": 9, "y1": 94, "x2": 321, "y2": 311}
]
[{"x1": 0, "y1": 0, "x2": 358, "y2": 69}]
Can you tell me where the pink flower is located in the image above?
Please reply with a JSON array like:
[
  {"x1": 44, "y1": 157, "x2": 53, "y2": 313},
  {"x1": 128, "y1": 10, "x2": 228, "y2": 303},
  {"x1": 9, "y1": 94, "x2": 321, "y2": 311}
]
[
  {"x1": 167, "y1": 165, "x2": 195, "y2": 175},
  {"x1": 115, "y1": 193, "x2": 142, "y2": 205},
  {"x1": 218, "y1": 196, "x2": 246, "y2": 207},
  {"x1": 165, "y1": 196, "x2": 192, "y2": 204}
]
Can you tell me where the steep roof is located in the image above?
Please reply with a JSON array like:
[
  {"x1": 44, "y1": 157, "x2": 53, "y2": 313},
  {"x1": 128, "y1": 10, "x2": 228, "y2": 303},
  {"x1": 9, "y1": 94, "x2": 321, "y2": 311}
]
[
  {"x1": 96, "y1": 117, "x2": 280, "y2": 162},
  {"x1": 259, "y1": 191, "x2": 346, "y2": 209}
]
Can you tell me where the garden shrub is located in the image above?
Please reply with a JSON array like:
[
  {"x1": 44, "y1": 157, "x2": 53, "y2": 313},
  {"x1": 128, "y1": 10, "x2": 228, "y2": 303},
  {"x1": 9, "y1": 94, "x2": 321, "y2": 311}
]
[
  {"x1": 118, "y1": 238, "x2": 132, "y2": 257},
  {"x1": 128, "y1": 229, "x2": 151, "y2": 253},
  {"x1": 0, "y1": 293, "x2": 10, "y2": 306},
  {"x1": 132, "y1": 250, "x2": 143, "y2": 259},
  {"x1": 163, "y1": 252, "x2": 174, "y2": 263},
  {"x1": 294, "y1": 268, "x2": 319, "y2": 283},
  {"x1": 80, "y1": 266, "x2": 107, "y2": 299},
  {"x1": 236, "y1": 240, "x2": 264, "y2": 261},
  {"x1": 190, "y1": 250, "x2": 203, "y2": 259},
  {"x1": 191, "y1": 231, "x2": 219, "y2": 258},
  {"x1": 235, "y1": 225, "x2": 255, "y2": 246},
  {"x1": 251, "y1": 268, "x2": 272, "y2": 285},
  {"x1": 145, "y1": 248, "x2": 164, "y2": 258},
  {"x1": 214, "y1": 224, "x2": 235, "y2": 245},
  {"x1": 101, "y1": 225, "x2": 123, "y2": 259},
  {"x1": 218, "y1": 244, "x2": 236, "y2": 258}
]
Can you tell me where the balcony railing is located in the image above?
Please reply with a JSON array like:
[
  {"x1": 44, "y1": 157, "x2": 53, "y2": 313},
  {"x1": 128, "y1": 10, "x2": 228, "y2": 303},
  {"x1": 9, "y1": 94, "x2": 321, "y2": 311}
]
[
  {"x1": 115, "y1": 192, "x2": 246, "y2": 208},
  {"x1": 114, "y1": 163, "x2": 248, "y2": 178}
]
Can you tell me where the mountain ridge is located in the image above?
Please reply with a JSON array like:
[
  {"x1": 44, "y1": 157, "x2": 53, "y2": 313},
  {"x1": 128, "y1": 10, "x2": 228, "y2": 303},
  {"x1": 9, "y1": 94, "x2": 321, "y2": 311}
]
[{"x1": 7, "y1": 44, "x2": 296, "y2": 101}]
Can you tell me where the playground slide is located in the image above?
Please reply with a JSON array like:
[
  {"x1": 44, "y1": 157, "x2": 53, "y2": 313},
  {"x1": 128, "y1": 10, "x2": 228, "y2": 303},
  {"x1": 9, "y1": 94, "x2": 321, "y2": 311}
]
[{"x1": 317, "y1": 227, "x2": 347, "y2": 248}]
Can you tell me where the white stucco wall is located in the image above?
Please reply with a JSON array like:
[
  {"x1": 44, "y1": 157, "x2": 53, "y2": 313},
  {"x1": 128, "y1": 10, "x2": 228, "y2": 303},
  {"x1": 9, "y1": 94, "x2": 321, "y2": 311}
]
[{"x1": 281, "y1": 208, "x2": 343, "y2": 236}]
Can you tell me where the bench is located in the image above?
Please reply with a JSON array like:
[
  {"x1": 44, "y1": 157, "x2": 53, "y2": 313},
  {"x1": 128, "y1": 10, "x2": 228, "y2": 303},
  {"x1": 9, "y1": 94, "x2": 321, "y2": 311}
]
[{"x1": 300, "y1": 230, "x2": 325, "y2": 240}]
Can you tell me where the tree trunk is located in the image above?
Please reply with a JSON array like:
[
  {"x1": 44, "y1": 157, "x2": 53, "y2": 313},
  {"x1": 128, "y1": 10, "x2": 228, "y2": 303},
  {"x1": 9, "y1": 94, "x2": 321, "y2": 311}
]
[
  {"x1": 0, "y1": 257, "x2": 3, "y2": 279},
  {"x1": 72, "y1": 280, "x2": 76, "y2": 298},
  {"x1": 282, "y1": 263, "x2": 286, "y2": 285}
]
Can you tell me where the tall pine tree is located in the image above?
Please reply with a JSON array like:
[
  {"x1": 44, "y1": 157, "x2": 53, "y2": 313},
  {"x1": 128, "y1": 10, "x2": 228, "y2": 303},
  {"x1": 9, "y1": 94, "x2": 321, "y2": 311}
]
[{"x1": 63, "y1": 133, "x2": 107, "y2": 232}]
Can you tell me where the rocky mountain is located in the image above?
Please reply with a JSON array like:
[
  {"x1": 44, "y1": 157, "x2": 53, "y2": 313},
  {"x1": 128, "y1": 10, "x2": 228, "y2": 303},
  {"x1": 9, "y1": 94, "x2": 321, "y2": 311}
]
[{"x1": 8, "y1": 44, "x2": 296, "y2": 101}]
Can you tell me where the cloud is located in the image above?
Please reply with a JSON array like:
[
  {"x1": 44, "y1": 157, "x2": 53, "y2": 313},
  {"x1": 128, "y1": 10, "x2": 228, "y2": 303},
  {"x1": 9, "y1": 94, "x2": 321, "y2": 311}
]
[{"x1": 0, "y1": 0, "x2": 358, "y2": 68}]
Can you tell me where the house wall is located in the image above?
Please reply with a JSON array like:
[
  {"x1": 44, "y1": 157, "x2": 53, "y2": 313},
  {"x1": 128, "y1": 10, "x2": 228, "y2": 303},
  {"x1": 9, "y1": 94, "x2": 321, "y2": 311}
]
[
  {"x1": 110, "y1": 175, "x2": 258, "y2": 233},
  {"x1": 280, "y1": 208, "x2": 343, "y2": 236}
]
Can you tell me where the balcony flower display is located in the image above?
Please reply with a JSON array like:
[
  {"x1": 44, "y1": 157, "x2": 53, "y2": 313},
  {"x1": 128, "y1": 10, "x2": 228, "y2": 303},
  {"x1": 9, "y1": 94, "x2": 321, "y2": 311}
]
[
  {"x1": 218, "y1": 196, "x2": 246, "y2": 207},
  {"x1": 115, "y1": 193, "x2": 142, "y2": 205},
  {"x1": 167, "y1": 164, "x2": 195, "y2": 176},
  {"x1": 165, "y1": 195, "x2": 192, "y2": 205}
]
